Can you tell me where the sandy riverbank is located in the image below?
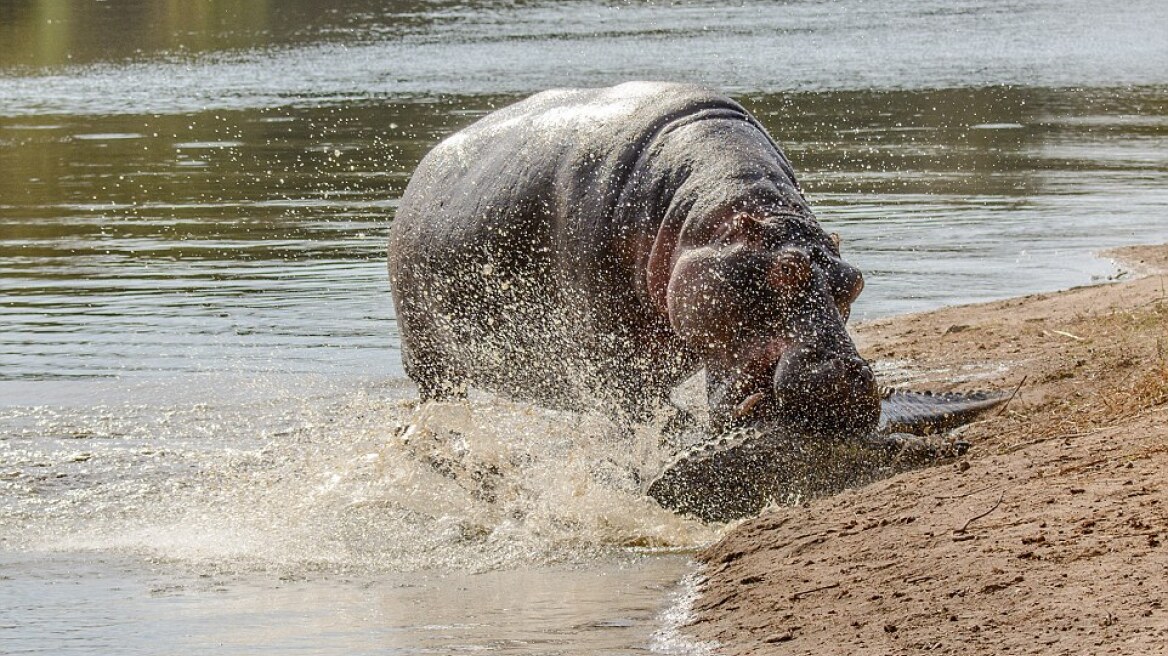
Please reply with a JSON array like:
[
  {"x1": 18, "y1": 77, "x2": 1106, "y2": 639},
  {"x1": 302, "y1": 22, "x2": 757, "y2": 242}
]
[{"x1": 684, "y1": 244, "x2": 1168, "y2": 654}]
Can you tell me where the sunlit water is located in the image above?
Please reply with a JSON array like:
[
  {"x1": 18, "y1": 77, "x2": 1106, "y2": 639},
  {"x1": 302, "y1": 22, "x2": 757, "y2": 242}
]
[{"x1": 2, "y1": 0, "x2": 1168, "y2": 653}]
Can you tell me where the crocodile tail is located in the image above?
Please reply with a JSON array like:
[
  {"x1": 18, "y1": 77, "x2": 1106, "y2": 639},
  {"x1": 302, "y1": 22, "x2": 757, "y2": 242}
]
[{"x1": 878, "y1": 388, "x2": 1011, "y2": 436}]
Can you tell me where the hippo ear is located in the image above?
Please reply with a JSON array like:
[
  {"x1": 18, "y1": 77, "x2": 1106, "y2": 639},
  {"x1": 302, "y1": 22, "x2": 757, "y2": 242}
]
[
  {"x1": 829, "y1": 232, "x2": 841, "y2": 253},
  {"x1": 767, "y1": 248, "x2": 813, "y2": 292}
]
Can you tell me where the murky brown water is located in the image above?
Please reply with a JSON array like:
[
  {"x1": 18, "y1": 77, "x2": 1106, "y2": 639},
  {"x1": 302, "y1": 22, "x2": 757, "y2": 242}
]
[{"x1": 2, "y1": 0, "x2": 1168, "y2": 653}]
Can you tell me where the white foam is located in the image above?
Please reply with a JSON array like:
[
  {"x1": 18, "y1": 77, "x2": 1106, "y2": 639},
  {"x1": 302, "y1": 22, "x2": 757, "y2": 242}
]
[{"x1": 650, "y1": 568, "x2": 720, "y2": 655}]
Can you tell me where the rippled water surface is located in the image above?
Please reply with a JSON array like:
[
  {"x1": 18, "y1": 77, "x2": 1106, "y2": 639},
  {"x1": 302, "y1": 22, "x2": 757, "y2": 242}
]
[
  {"x1": 5, "y1": 87, "x2": 1167, "y2": 382},
  {"x1": 2, "y1": 0, "x2": 1168, "y2": 653}
]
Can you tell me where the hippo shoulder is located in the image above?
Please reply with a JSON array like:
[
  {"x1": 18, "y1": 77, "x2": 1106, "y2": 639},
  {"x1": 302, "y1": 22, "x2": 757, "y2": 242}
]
[{"x1": 430, "y1": 82, "x2": 750, "y2": 162}]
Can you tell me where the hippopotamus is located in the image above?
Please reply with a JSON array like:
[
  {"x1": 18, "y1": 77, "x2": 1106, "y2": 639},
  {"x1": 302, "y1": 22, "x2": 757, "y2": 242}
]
[{"x1": 389, "y1": 82, "x2": 880, "y2": 437}]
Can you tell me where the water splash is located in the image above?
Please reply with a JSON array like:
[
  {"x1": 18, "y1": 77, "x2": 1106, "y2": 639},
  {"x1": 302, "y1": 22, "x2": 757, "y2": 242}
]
[{"x1": 1, "y1": 378, "x2": 718, "y2": 575}]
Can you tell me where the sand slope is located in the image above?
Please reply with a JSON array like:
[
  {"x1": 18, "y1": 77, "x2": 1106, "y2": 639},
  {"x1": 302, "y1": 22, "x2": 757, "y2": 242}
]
[{"x1": 686, "y1": 245, "x2": 1168, "y2": 655}]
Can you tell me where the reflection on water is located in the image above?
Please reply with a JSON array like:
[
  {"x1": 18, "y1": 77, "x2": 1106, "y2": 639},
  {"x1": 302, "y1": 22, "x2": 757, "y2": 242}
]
[
  {"x1": 0, "y1": 0, "x2": 429, "y2": 70},
  {"x1": 0, "y1": 101, "x2": 451, "y2": 379},
  {"x1": 3, "y1": 87, "x2": 1168, "y2": 380}
]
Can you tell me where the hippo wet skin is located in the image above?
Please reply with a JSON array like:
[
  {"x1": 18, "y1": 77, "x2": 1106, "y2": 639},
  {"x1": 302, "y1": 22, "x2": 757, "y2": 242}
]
[{"x1": 389, "y1": 82, "x2": 881, "y2": 437}]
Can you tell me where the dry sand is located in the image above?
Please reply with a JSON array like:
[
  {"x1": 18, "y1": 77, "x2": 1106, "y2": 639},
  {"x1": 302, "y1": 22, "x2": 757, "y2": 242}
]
[{"x1": 685, "y1": 244, "x2": 1168, "y2": 655}]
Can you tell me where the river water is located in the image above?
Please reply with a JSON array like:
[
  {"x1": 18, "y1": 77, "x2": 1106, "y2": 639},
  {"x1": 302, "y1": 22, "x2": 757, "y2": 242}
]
[{"x1": 2, "y1": 1, "x2": 1167, "y2": 653}]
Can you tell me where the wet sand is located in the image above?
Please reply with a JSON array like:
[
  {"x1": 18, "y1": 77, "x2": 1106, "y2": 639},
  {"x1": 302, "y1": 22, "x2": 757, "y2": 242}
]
[{"x1": 685, "y1": 244, "x2": 1168, "y2": 654}]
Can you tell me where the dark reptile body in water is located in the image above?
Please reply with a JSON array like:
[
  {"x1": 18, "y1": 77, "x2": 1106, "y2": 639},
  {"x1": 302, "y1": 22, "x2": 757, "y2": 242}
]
[{"x1": 647, "y1": 388, "x2": 1009, "y2": 523}]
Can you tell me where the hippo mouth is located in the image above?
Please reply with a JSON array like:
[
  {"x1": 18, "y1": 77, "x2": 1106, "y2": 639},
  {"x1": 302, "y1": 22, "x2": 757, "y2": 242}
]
[{"x1": 720, "y1": 347, "x2": 881, "y2": 439}]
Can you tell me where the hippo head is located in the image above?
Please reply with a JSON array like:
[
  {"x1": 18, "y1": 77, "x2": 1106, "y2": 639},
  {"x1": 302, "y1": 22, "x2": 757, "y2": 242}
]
[{"x1": 665, "y1": 213, "x2": 880, "y2": 438}]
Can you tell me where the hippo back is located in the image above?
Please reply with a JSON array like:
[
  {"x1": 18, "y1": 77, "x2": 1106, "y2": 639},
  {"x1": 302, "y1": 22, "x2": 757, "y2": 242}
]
[{"x1": 394, "y1": 82, "x2": 770, "y2": 255}]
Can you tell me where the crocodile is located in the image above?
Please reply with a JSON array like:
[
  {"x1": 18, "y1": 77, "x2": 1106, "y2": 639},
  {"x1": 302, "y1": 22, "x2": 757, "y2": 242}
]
[{"x1": 646, "y1": 387, "x2": 1009, "y2": 523}]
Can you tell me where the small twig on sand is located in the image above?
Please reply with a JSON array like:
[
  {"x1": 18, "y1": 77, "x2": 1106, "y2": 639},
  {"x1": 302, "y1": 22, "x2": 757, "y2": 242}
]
[
  {"x1": 1001, "y1": 430, "x2": 1093, "y2": 454},
  {"x1": 790, "y1": 582, "x2": 841, "y2": 600},
  {"x1": 1049, "y1": 329, "x2": 1086, "y2": 341},
  {"x1": 1131, "y1": 277, "x2": 1166, "y2": 309},
  {"x1": 996, "y1": 376, "x2": 1028, "y2": 416},
  {"x1": 955, "y1": 491, "x2": 1006, "y2": 534},
  {"x1": 935, "y1": 484, "x2": 995, "y2": 500}
]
